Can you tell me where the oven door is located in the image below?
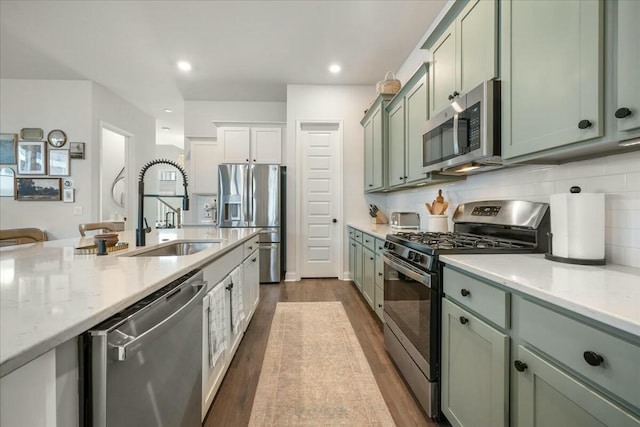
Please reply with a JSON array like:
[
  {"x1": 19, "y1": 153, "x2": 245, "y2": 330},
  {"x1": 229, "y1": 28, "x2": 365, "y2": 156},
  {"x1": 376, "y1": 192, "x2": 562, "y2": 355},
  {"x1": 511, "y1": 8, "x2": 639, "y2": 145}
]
[{"x1": 382, "y1": 251, "x2": 439, "y2": 380}]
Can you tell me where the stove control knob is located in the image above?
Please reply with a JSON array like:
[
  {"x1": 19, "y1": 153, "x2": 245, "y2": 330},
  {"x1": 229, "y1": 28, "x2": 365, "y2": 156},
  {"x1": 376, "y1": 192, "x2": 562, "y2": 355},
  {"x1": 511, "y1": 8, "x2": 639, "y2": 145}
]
[
  {"x1": 387, "y1": 243, "x2": 395, "y2": 250},
  {"x1": 408, "y1": 251, "x2": 415, "y2": 260},
  {"x1": 414, "y1": 254, "x2": 423, "y2": 262}
]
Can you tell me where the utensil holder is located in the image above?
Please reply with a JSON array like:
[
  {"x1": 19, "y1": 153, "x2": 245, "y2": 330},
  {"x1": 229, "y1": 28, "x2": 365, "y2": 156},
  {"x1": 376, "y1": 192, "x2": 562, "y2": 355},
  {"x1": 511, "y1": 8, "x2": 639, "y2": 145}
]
[{"x1": 428, "y1": 215, "x2": 448, "y2": 232}]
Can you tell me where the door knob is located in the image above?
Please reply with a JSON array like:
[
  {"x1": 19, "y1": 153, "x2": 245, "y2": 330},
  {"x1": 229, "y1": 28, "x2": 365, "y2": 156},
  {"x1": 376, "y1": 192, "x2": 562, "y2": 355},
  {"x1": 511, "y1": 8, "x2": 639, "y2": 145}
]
[{"x1": 332, "y1": 218, "x2": 337, "y2": 223}]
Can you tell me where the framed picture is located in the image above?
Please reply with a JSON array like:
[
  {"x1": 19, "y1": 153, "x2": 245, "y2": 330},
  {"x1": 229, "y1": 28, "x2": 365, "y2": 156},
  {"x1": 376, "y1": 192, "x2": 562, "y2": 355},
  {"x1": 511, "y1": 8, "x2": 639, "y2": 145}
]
[
  {"x1": 0, "y1": 133, "x2": 17, "y2": 164},
  {"x1": 49, "y1": 149, "x2": 70, "y2": 176},
  {"x1": 69, "y1": 142, "x2": 85, "y2": 159},
  {"x1": 0, "y1": 167, "x2": 15, "y2": 197},
  {"x1": 63, "y1": 188, "x2": 75, "y2": 203},
  {"x1": 17, "y1": 141, "x2": 47, "y2": 175},
  {"x1": 16, "y1": 177, "x2": 61, "y2": 201}
]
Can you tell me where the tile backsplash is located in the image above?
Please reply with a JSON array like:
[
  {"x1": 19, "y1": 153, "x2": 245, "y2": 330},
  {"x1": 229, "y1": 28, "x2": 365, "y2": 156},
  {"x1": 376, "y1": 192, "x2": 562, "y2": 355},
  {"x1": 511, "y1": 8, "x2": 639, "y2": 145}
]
[{"x1": 383, "y1": 150, "x2": 640, "y2": 268}]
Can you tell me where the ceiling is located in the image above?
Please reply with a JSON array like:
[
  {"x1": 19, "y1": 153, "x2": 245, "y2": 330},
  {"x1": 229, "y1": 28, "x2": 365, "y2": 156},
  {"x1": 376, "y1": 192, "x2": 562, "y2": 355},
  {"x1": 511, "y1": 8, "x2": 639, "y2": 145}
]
[{"x1": 0, "y1": 0, "x2": 447, "y2": 147}]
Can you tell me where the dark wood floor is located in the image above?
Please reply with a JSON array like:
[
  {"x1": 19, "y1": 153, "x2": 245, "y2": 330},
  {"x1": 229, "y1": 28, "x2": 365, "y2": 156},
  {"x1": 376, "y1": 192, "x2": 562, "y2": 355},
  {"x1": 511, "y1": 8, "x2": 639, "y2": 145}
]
[{"x1": 203, "y1": 278, "x2": 441, "y2": 426}]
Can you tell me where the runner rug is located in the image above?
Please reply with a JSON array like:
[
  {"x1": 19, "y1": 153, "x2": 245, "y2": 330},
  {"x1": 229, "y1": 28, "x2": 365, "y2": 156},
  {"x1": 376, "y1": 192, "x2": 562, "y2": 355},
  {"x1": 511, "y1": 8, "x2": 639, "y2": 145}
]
[{"x1": 249, "y1": 301, "x2": 395, "y2": 426}]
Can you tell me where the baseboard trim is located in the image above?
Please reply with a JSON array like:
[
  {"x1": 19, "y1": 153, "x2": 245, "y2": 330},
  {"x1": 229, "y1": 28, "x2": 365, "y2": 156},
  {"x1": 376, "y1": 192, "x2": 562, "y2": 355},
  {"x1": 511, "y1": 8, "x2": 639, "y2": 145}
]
[{"x1": 284, "y1": 272, "x2": 298, "y2": 282}]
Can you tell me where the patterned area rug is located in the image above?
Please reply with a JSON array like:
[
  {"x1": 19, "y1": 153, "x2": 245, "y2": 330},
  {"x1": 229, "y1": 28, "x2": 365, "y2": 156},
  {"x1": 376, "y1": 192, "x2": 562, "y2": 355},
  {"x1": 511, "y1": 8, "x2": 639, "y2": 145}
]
[{"x1": 249, "y1": 302, "x2": 396, "y2": 426}]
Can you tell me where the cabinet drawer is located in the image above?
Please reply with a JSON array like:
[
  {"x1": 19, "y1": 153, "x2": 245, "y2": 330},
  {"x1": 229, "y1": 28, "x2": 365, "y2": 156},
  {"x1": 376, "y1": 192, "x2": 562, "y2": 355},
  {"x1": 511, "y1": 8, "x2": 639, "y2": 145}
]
[
  {"x1": 243, "y1": 235, "x2": 259, "y2": 257},
  {"x1": 375, "y1": 238, "x2": 386, "y2": 255},
  {"x1": 362, "y1": 233, "x2": 376, "y2": 252},
  {"x1": 374, "y1": 285, "x2": 384, "y2": 321},
  {"x1": 443, "y1": 267, "x2": 509, "y2": 329},
  {"x1": 519, "y1": 298, "x2": 640, "y2": 409},
  {"x1": 348, "y1": 227, "x2": 355, "y2": 240},
  {"x1": 354, "y1": 229, "x2": 363, "y2": 243}
]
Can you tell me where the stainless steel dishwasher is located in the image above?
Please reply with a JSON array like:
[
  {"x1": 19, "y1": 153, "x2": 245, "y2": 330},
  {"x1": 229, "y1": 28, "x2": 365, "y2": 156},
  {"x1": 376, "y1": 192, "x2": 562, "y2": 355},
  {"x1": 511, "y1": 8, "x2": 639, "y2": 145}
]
[{"x1": 82, "y1": 269, "x2": 206, "y2": 427}]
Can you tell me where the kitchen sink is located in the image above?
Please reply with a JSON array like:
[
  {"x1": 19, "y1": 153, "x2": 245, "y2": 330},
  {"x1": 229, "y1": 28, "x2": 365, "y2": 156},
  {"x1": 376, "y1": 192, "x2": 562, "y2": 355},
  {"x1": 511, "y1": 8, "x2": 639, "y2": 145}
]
[{"x1": 128, "y1": 241, "x2": 220, "y2": 257}]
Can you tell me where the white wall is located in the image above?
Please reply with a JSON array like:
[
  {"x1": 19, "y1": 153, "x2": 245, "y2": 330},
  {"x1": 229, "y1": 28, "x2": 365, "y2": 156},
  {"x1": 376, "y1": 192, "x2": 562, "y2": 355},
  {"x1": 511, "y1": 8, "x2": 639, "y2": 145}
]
[
  {"x1": 185, "y1": 101, "x2": 286, "y2": 137},
  {"x1": 100, "y1": 128, "x2": 126, "y2": 221},
  {"x1": 0, "y1": 79, "x2": 156, "y2": 239},
  {"x1": 384, "y1": 151, "x2": 640, "y2": 268},
  {"x1": 0, "y1": 79, "x2": 92, "y2": 239},
  {"x1": 286, "y1": 84, "x2": 386, "y2": 280},
  {"x1": 91, "y1": 82, "x2": 156, "y2": 230}
]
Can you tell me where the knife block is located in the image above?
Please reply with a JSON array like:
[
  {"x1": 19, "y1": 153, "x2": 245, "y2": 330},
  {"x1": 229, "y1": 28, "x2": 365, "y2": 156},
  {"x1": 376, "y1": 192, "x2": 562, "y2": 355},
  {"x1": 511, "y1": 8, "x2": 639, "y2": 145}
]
[{"x1": 372, "y1": 211, "x2": 387, "y2": 224}]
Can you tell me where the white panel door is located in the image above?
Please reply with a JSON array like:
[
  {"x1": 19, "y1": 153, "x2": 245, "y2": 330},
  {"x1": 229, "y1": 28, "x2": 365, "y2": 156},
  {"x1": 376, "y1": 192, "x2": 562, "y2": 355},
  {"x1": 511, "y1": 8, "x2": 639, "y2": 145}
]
[{"x1": 300, "y1": 124, "x2": 340, "y2": 278}]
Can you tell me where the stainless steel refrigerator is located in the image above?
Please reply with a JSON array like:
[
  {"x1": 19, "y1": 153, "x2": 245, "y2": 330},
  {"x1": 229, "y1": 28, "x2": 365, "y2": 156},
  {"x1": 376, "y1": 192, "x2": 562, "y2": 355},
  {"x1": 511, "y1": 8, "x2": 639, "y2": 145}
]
[{"x1": 218, "y1": 164, "x2": 285, "y2": 283}]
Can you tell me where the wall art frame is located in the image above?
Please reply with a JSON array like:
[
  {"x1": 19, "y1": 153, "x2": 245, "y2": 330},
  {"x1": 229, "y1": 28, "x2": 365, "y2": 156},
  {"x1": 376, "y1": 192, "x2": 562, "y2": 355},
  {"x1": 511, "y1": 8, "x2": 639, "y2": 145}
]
[
  {"x1": 69, "y1": 142, "x2": 85, "y2": 159},
  {"x1": 48, "y1": 149, "x2": 70, "y2": 176},
  {"x1": 16, "y1": 177, "x2": 61, "y2": 201},
  {"x1": 0, "y1": 133, "x2": 17, "y2": 164},
  {"x1": 17, "y1": 140, "x2": 47, "y2": 175}
]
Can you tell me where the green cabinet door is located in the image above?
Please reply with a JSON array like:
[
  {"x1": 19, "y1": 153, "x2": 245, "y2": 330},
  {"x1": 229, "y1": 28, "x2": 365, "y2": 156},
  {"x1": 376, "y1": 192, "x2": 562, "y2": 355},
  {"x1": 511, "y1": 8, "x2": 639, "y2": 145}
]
[
  {"x1": 363, "y1": 117, "x2": 374, "y2": 191},
  {"x1": 430, "y1": 23, "x2": 456, "y2": 116},
  {"x1": 616, "y1": 0, "x2": 640, "y2": 133},
  {"x1": 349, "y1": 239, "x2": 356, "y2": 282},
  {"x1": 371, "y1": 108, "x2": 384, "y2": 190},
  {"x1": 441, "y1": 299, "x2": 508, "y2": 427},
  {"x1": 514, "y1": 346, "x2": 640, "y2": 427},
  {"x1": 405, "y1": 73, "x2": 428, "y2": 183},
  {"x1": 388, "y1": 100, "x2": 406, "y2": 188},
  {"x1": 457, "y1": 0, "x2": 497, "y2": 94},
  {"x1": 354, "y1": 242, "x2": 363, "y2": 292},
  {"x1": 502, "y1": 0, "x2": 603, "y2": 160},
  {"x1": 362, "y1": 247, "x2": 375, "y2": 309}
]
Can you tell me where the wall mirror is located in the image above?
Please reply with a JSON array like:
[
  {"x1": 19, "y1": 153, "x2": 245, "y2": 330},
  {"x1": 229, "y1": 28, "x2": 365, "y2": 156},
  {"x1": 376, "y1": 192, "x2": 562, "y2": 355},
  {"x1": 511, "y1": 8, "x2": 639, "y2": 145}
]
[
  {"x1": 0, "y1": 167, "x2": 15, "y2": 197},
  {"x1": 48, "y1": 129, "x2": 67, "y2": 148}
]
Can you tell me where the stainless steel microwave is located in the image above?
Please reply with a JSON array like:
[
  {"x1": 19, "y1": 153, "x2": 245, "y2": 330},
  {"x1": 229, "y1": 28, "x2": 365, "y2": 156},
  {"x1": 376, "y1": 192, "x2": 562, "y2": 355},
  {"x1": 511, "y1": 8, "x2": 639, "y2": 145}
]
[{"x1": 422, "y1": 80, "x2": 501, "y2": 175}]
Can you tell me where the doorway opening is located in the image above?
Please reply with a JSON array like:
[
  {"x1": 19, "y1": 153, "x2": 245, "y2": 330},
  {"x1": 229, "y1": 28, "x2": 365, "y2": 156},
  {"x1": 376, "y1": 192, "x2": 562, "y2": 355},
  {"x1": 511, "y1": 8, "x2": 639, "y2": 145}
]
[{"x1": 100, "y1": 125, "x2": 131, "y2": 229}]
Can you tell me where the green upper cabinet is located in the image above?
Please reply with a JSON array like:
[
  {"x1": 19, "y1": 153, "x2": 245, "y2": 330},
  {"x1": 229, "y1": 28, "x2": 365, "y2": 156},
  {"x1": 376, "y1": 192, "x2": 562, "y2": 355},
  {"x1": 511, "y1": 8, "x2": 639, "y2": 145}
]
[
  {"x1": 426, "y1": 0, "x2": 497, "y2": 117},
  {"x1": 361, "y1": 95, "x2": 392, "y2": 192},
  {"x1": 388, "y1": 100, "x2": 406, "y2": 188},
  {"x1": 385, "y1": 64, "x2": 430, "y2": 189},
  {"x1": 501, "y1": 0, "x2": 604, "y2": 160},
  {"x1": 616, "y1": 0, "x2": 640, "y2": 134}
]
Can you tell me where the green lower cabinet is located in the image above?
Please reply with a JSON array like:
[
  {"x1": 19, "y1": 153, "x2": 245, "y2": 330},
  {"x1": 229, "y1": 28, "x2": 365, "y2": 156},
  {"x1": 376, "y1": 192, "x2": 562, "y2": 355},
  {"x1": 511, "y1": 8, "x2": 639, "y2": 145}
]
[
  {"x1": 514, "y1": 345, "x2": 640, "y2": 427},
  {"x1": 354, "y1": 242, "x2": 363, "y2": 292},
  {"x1": 374, "y1": 285, "x2": 384, "y2": 321},
  {"x1": 349, "y1": 239, "x2": 356, "y2": 282},
  {"x1": 441, "y1": 298, "x2": 509, "y2": 427},
  {"x1": 362, "y1": 247, "x2": 375, "y2": 309}
]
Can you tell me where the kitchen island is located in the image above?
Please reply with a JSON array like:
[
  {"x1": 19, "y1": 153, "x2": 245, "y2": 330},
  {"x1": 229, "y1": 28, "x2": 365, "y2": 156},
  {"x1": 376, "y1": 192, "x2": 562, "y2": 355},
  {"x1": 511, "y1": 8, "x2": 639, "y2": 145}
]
[{"x1": 0, "y1": 227, "x2": 260, "y2": 377}]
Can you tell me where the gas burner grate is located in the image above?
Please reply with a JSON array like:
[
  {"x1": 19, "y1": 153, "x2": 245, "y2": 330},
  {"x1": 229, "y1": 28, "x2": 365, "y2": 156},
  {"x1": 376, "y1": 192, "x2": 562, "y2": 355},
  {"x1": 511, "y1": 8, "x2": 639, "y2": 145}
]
[{"x1": 392, "y1": 231, "x2": 532, "y2": 251}]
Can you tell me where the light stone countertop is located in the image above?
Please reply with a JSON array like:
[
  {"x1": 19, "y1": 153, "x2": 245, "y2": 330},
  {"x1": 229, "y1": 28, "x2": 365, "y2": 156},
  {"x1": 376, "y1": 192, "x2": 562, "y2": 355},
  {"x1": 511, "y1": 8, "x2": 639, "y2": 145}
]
[
  {"x1": 440, "y1": 254, "x2": 640, "y2": 338},
  {"x1": 347, "y1": 222, "x2": 410, "y2": 240},
  {"x1": 0, "y1": 227, "x2": 260, "y2": 377}
]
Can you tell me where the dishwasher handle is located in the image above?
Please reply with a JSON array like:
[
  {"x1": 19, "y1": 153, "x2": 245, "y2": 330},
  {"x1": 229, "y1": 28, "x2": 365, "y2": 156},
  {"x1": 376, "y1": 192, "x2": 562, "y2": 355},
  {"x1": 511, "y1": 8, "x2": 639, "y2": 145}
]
[{"x1": 111, "y1": 279, "x2": 207, "y2": 361}]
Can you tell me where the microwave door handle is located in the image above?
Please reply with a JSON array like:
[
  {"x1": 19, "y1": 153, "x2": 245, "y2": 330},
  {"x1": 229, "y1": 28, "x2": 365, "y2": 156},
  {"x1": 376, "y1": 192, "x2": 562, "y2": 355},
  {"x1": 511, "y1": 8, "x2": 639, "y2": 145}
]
[{"x1": 453, "y1": 113, "x2": 460, "y2": 155}]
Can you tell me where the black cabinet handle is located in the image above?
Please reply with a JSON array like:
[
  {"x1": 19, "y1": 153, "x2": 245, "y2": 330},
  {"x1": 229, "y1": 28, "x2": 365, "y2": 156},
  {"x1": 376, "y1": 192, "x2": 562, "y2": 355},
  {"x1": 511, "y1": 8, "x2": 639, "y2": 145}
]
[
  {"x1": 514, "y1": 360, "x2": 528, "y2": 372},
  {"x1": 370, "y1": 257, "x2": 374, "y2": 261},
  {"x1": 452, "y1": 91, "x2": 459, "y2": 97},
  {"x1": 461, "y1": 288, "x2": 470, "y2": 297},
  {"x1": 252, "y1": 258, "x2": 257, "y2": 263},
  {"x1": 378, "y1": 272, "x2": 383, "y2": 276},
  {"x1": 448, "y1": 94, "x2": 454, "y2": 101},
  {"x1": 583, "y1": 351, "x2": 604, "y2": 366},
  {"x1": 459, "y1": 316, "x2": 468, "y2": 325},
  {"x1": 246, "y1": 158, "x2": 249, "y2": 162},
  {"x1": 378, "y1": 304, "x2": 382, "y2": 308},
  {"x1": 368, "y1": 184, "x2": 373, "y2": 187},
  {"x1": 615, "y1": 107, "x2": 632, "y2": 119},
  {"x1": 578, "y1": 119, "x2": 592, "y2": 129},
  {"x1": 253, "y1": 159, "x2": 256, "y2": 162},
  {"x1": 404, "y1": 176, "x2": 408, "y2": 179},
  {"x1": 248, "y1": 246, "x2": 253, "y2": 250}
]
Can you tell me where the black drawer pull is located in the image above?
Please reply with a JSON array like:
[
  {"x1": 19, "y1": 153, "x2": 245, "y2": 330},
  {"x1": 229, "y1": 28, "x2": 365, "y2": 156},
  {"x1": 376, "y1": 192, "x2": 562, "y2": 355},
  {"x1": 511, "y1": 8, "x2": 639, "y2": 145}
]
[
  {"x1": 370, "y1": 257, "x2": 374, "y2": 261},
  {"x1": 459, "y1": 316, "x2": 468, "y2": 325},
  {"x1": 461, "y1": 288, "x2": 470, "y2": 297},
  {"x1": 578, "y1": 119, "x2": 592, "y2": 129},
  {"x1": 583, "y1": 351, "x2": 604, "y2": 366},
  {"x1": 378, "y1": 304, "x2": 382, "y2": 308},
  {"x1": 514, "y1": 360, "x2": 528, "y2": 372},
  {"x1": 615, "y1": 107, "x2": 632, "y2": 118},
  {"x1": 378, "y1": 272, "x2": 383, "y2": 276}
]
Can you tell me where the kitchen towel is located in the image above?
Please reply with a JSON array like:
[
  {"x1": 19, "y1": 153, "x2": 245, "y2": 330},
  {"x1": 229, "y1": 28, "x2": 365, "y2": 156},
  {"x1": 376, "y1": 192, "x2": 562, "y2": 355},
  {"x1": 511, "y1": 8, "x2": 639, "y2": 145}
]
[
  {"x1": 207, "y1": 279, "x2": 228, "y2": 368},
  {"x1": 550, "y1": 191, "x2": 605, "y2": 260},
  {"x1": 230, "y1": 266, "x2": 244, "y2": 334}
]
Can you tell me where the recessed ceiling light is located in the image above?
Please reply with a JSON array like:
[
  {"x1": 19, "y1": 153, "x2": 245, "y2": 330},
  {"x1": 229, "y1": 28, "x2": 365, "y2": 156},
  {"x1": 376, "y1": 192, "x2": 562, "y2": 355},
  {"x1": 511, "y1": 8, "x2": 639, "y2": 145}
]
[
  {"x1": 162, "y1": 127, "x2": 171, "y2": 132},
  {"x1": 177, "y1": 61, "x2": 192, "y2": 72},
  {"x1": 163, "y1": 108, "x2": 173, "y2": 113},
  {"x1": 329, "y1": 64, "x2": 341, "y2": 74}
]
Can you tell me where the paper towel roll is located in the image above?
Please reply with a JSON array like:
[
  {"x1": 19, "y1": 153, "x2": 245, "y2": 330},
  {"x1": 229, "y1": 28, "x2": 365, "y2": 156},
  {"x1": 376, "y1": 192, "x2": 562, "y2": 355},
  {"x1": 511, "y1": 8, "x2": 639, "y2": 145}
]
[{"x1": 550, "y1": 192, "x2": 605, "y2": 260}]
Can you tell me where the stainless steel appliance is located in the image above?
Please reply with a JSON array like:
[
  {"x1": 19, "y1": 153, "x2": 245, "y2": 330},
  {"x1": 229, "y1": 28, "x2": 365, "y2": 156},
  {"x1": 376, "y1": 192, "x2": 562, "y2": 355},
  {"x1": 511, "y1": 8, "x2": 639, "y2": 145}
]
[
  {"x1": 382, "y1": 200, "x2": 550, "y2": 420},
  {"x1": 218, "y1": 164, "x2": 285, "y2": 283},
  {"x1": 389, "y1": 211, "x2": 421, "y2": 230},
  {"x1": 82, "y1": 270, "x2": 207, "y2": 427},
  {"x1": 423, "y1": 80, "x2": 501, "y2": 175}
]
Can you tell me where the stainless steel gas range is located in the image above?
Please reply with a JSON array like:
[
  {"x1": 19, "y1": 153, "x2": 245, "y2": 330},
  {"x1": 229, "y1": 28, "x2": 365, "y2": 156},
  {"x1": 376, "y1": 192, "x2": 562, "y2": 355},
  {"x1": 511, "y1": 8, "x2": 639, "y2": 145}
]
[{"x1": 382, "y1": 200, "x2": 550, "y2": 420}]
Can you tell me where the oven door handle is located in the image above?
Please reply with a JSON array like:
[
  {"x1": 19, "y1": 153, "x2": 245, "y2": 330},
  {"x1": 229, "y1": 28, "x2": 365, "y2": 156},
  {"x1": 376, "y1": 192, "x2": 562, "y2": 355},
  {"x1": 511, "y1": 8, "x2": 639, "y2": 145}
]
[{"x1": 382, "y1": 252, "x2": 431, "y2": 288}]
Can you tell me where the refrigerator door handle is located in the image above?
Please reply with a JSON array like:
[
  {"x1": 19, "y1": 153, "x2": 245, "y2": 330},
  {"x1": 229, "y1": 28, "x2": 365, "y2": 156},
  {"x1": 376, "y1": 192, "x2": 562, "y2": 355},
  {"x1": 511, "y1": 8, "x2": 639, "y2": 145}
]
[{"x1": 244, "y1": 166, "x2": 250, "y2": 223}]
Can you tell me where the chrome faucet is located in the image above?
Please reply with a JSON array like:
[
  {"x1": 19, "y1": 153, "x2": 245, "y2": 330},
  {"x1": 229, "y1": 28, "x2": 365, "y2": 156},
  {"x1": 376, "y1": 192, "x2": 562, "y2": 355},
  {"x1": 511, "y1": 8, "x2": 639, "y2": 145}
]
[{"x1": 137, "y1": 159, "x2": 189, "y2": 246}]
